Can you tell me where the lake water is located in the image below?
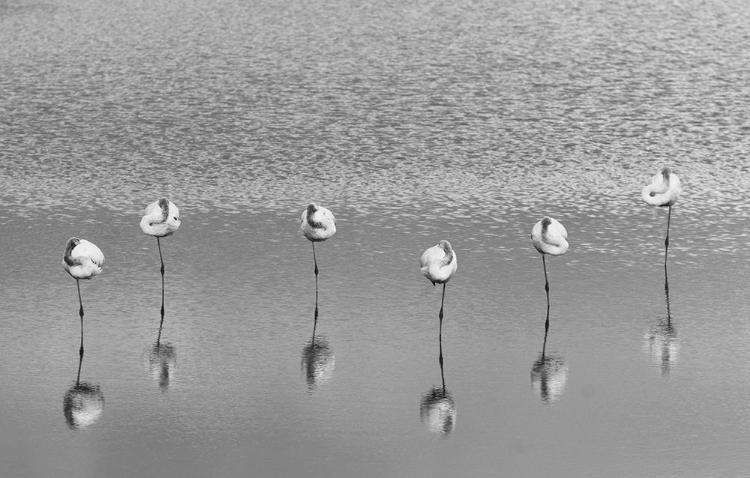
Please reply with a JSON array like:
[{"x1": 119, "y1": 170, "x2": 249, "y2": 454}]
[{"x1": 2, "y1": 0, "x2": 750, "y2": 476}]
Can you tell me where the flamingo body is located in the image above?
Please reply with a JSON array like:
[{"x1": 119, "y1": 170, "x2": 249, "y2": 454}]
[
  {"x1": 140, "y1": 198, "x2": 181, "y2": 237},
  {"x1": 300, "y1": 203, "x2": 336, "y2": 242},
  {"x1": 642, "y1": 167, "x2": 681, "y2": 207},
  {"x1": 420, "y1": 240, "x2": 457, "y2": 285},
  {"x1": 531, "y1": 217, "x2": 568, "y2": 256},
  {"x1": 63, "y1": 238, "x2": 105, "y2": 280}
]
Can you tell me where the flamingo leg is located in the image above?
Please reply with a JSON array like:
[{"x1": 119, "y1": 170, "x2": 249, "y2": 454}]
[
  {"x1": 76, "y1": 279, "x2": 84, "y2": 358},
  {"x1": 542, "y1": 305, "x2": 550, "y2": 360},
  {"x1": 75, "y1": 352, "x2": 83, "y2": 386},
  {"x1": 439, "y1": 332, "x2": 446, "y2": 394},
  {"x1": 312, "y1": 242, "x2": 319, "y2": 277},
  {"x1": 312, "y1": 242, "x2": 319, "y2": 312},
  {"x1": 311, "y1": 307, "x2": 318, "y2": 344},
  {"x1": 542, "y1": 255, "x2": 551, "y2": 338},
  {"x1": 664, "y1": 205, "x2": 672, "y2": 267},
  {"x1": 157, "y1": 237, "x2": 165, "y2": 323},
  {"x1": 439, "y1": 283, "x2": 446, "y2": 340},
  {"x1": 542, "y1": 255, "x2": 550, "y2": 303}
]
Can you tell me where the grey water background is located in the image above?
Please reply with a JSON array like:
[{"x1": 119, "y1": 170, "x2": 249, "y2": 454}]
[{"x1": 3, "y1": 0, "x2": 750, "y2": 476}]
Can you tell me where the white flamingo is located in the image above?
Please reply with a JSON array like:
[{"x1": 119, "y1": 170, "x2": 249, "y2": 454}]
[
  {"x1": 141, "y1": 198, "x2": 180, "y2": 325},
  {"x1": 420, "y1": 240, "x2": 458, "y2": 337},
  {"x1": 642, "y1": 167, "x2": 681, "y2": 265},
  {"x1": 531, "y1": 217, "x2": 568, "y2": 332},
  {"x1": 62, "y1": 238, "x2": 105, "y2": 357},
  {"x1": 300, "y1": 203, "x2": 336, "y2": 309}
]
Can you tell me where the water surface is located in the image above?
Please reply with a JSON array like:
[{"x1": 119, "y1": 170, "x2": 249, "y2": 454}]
[{"x1": 2, "y1": 0, "x2": 750, "y2": 476}]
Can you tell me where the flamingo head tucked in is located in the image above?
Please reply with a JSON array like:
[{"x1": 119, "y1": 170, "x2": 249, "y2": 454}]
[
  {"x1": 301, "y1": 203, "x2": 336, "y2": 242},
  {"x1": 63, "y1": 237, "x2": 105, "y2": 280},
  {"x1": 63, "y1": 238, "x2": 81, "y2": 267},
  {"x1": 438, "y1": 240, "x2": 453, "y2": 255},
  {"x1": 642, "y1": 167, "x2": 681, "y2": 207},
  {"x1": 420, "y1": 240, "x2": 458, "y2": 285},
  {"x1": 141, "y1": 198, "x2": 181, "y2": 237},
  {"x1": 531, "y1": 216, "x2": 569, "y2": 256}
]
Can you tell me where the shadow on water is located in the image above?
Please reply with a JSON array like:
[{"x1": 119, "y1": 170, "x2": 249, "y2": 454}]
[
  {"x1": 644, "y1": 266, "x2": 678, "y2": 376},
  {"x1": 420, "y1": 324, "x2": 456, "y2": 437},
  {"x1": 63, "y1": 342, "x2": 104, "y2": 430},
  {"x1": 530, "y1": 305, "x2": 568, "y2": 405},
  {"x1": 301, "y1": 307, "x2": 335, "y2": 393}
]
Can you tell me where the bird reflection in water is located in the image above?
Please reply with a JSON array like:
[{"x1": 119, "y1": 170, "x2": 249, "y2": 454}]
[
  {"x1": 644, "y1": 268, "x2": 678, "y2": 375},
  {"x1": 530, "y1": 306, "x2": 568, "y2": 405},
  {"x1": 149, "y1": 341, "x2": 176, "y2": 392},
  {"x1": 63, "y1": 347, "x2": 104, "y2": 429},
  {"x1": 301, "y1": 308, "x2": 335, "y2": 392},
  {"x1": 148, "y1": 313, "x2": 176, "y2": 392},
  {"x1": 420, "y1": 332, "x2": 456, "y2": 437}
]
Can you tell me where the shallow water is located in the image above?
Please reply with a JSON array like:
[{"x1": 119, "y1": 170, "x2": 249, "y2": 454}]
[{"x1": 3, "y1": 0, "x2": 750, "y2": 476}]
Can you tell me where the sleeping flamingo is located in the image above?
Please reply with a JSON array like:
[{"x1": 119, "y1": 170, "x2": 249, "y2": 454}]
[
  {"x1": 141, "y1": 198, "x2": 180, "y2": 330},
  {"x1": 531, "y1": 217, "x2": 568, "y2": 332},
  {"x1": 642, "y1": 167, "x2": 681, "y2": 266},
  {"x1": 62, "y1": 238, "x2": 105, "y2": 357},
  {"x1": 420, "y1": 240, "x2": 458, "y2": 339},
  {"x1": 300, "y1": 203, "x2": 336, "y2": 311}
]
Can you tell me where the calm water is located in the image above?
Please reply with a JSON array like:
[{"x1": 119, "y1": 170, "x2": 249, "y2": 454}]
[{"x1": 3, "y1": 0, "x2": 750, "y2": 476}]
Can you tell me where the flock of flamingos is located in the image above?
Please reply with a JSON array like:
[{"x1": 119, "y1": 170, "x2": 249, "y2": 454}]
[{"x1": 60, "y1": 167, "x2": 681, "y2": 431}]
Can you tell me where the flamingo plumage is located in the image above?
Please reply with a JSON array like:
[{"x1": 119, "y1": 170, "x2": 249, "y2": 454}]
[
  {"x1": 531, "y1": 217, "x2": 568, "y2": 333},
  {"x1": 141, "y1": 198, "x2": 180, "y2": 332},
  {"x1": 63, "y1": 238, "x2": 104, "y2": 357},
  {"x1": 300, "y1": 203, "x2": 336, "y2": 311},
  {"x1": 420, "y1": 240, "x2": 457, "y2": 338},
  {"x1": 642, "y1": 167, "x2": 681, "y2": 266}
]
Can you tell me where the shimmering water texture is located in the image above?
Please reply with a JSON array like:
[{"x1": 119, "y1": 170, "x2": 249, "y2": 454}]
[{"x1": 3, "y1": 0, "x2": 750, "y2": 477}]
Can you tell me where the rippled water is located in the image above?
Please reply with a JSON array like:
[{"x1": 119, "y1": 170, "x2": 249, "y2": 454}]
[{"x1": 3, "y1": 0, "x2": 750, "y2": 476}]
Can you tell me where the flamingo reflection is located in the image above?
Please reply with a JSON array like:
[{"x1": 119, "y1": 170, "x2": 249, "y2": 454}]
[
  {"x1": 530, "y1": 307, "x2": 568, "y2": 404},
  {"x1": 301, "y1": 309, "x2": 335, "y2": 392},
  {"x1": 420, "y1": 330, "x2": 456, "y2": 437},
  {"x1": 644, "y1": 268, "x2": 678, "y2": 375},
  {"x1": 149, "y1": 341, "x2": 176, "y2": 392},
  {"x1": 63, "y1": 343, "x2": 104, "y2": 429}
]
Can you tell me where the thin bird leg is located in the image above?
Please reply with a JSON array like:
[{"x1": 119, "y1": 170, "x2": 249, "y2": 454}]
[
  {"x1": 542, "y1": 255, "x2": 550, "y2": 336},
  {"x1": 664, "y1": 268, "x2": 672, "y2": 327},
  {"x1": 311, "y1": 309, "x2": 318, "y2": 344},
  {"x1": 75, "y1": 353, "x2": 83, "y2": 386},
  {"x1": 439, "y1": 334, "x2": 446, "y2": 394},
  {"x1": 312, "y1": 242, "x2": 319, "y2": 277},
  {"x1": 157, "y1": 237, "x2": 165, "y2": 325},
  {"x1": 312, "y1": 242, "x2": 319, "y2": 313},
  {"x1": 77, "y1": 279, "x2": 84, "y2": 358},
  {"x1": 156, "y1": 315, "x2": 164, "y2": 347},
  {"x1": 439, "y1": 283, "x2": 446, "y2": 341},
  {"x1": 542, "y1": 306, "x2": 550, "y2": 360},
  {"x1": 664, "y1": 205, "x2": 672, "y2": 268}
]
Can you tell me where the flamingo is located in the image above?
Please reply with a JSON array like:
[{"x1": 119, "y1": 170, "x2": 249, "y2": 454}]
[
  {"x1": 642, "y1": 167, "x2": 681, "y2": 266},
  {"x1": 300, "y1": 203, "x2": 336, "y2": 310},
  {"x1": 62, "y1": 238, "x2": 105, "y2": 357},
  {"x1": 420, "y1": 240, "x2": 458, "y2": 338},
  {"x1": 531, "y1": 217, "x2": 568, "y2": 333},
  {"x1": 140, "y1": 198, "x2": 180, "y2": 333}
]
